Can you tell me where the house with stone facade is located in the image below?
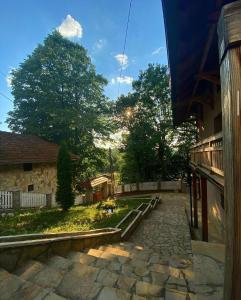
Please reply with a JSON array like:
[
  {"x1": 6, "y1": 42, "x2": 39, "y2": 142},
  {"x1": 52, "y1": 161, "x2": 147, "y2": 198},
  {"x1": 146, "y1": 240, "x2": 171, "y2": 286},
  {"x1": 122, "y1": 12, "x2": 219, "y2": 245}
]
[{"x1": 0, "y1": 131, "x2": 74, "y2": 194}]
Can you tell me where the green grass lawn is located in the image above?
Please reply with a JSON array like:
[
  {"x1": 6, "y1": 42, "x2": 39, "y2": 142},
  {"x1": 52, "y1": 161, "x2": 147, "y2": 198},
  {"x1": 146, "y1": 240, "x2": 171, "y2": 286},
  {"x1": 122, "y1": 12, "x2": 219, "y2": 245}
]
[{"x1": 0, "y1": 197, "x2": 151, "y2": 236}]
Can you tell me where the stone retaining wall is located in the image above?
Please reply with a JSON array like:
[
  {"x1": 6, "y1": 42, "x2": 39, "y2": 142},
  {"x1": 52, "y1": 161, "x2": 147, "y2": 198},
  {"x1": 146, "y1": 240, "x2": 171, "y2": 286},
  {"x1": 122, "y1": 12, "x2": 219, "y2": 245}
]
[{"x1": 0, "y1": 228, "x2": 121, "y2": 272}]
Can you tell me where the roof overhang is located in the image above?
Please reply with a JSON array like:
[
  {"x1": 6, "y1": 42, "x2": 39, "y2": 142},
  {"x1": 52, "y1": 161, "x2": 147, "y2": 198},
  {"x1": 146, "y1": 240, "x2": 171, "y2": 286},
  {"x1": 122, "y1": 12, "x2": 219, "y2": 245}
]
[{"x1": 161, "y1": 0, "x2": 235, "y2": 125}]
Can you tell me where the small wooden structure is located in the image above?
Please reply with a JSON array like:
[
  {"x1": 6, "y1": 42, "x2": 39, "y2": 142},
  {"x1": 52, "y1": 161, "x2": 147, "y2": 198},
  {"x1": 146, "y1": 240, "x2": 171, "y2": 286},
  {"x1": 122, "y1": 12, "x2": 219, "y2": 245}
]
[
  {"x1": 83, "y1": 175, "x2": 113, "y2": 203},
  {"x1": 162, "y1": 0, "x2": 241, "y2": 298}
]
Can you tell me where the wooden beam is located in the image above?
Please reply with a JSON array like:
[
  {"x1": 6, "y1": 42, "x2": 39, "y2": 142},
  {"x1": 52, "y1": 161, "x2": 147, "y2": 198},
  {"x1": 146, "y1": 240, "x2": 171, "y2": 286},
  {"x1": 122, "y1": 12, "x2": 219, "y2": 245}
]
[
  {"x1": 192, "y1": 172, "x2": 198, "y2": 228},
  {"x1": 196, "y1": 72, "x2": 220, "y2": 86},
  {"x1": 218, "y1": 2, "x2": 241, "y2": 299},
  {"x1": 200, "y1": 176, "x2": 208, "y2": 242}
]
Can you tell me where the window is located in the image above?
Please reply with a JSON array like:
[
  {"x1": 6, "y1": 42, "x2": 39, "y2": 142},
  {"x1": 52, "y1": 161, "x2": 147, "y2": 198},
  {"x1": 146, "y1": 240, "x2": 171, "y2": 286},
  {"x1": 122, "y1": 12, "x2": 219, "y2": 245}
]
[
  {"x1": 28, "y1": 184, "x2": 34, "y2": 192},
  {"x1": 23, "y1": 163, "x2": 33, "y2": 171}
]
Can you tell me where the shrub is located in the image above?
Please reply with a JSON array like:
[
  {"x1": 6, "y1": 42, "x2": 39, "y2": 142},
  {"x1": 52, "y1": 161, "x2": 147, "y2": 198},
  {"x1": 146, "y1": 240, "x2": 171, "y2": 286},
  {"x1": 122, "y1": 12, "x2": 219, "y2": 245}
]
[{"x1": 56, "y1": 143, "x2": 74, "y2": 211}]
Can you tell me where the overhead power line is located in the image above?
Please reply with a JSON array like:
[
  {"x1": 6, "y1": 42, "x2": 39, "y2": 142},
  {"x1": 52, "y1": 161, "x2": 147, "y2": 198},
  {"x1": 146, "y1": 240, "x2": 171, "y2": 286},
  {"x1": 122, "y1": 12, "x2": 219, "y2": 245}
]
[
  {"x1": 0, "y1": 92, "x2": 13, "y2": 103},
  {"x1": 117, "y1": 0, "x2": 133, "y2": 98},
  {"x1": 0, "y1": 70, "x2": 6, "y2": 78}
]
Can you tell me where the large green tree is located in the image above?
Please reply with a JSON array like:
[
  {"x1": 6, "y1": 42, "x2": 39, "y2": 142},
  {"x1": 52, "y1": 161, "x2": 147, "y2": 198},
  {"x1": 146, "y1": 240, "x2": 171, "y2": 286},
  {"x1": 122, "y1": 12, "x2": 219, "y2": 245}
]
[
  {"x1": 8, "y1": 31, "x2": 113, "y2": 181},
  {"x1": 116, "y1": 64, "x2": 196, "y2": 183}
]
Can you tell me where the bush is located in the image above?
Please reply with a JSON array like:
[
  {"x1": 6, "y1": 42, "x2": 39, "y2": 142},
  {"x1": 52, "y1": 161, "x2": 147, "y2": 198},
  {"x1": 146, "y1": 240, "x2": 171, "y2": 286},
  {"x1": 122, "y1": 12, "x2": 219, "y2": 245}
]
[{"x1": 56, "y1": 143, "x2": 74, "y2": 211}]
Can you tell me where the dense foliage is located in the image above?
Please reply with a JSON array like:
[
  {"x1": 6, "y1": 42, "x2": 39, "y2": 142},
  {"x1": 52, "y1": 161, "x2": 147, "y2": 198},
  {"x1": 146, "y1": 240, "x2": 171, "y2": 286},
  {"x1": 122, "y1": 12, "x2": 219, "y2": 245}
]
[
  {"x1": 56, "y1": 143, "x2": 74, "y2": 211},
  {"x1": 115, "y1": 64, "x2": 197, "y2": 183},
  {"x1": 7, "y1": 31, "x2": 113, "y2": 182}
]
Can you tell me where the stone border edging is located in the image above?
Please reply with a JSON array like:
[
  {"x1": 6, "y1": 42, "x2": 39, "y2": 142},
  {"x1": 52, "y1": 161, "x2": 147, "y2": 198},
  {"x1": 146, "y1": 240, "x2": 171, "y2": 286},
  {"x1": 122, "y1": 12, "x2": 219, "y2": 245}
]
[
  {"x1": 0, "y1": 197, "x2": 162, "y2": 271},
  {"x1": 116, "y1": 197, "x2": 161, "y2": 240},
  {"x1": 120, "y1": 210, "x2": 143, "y2": 240},
  {"x1": 0, "y1": 228, "x2": 121, "y2": 272}
]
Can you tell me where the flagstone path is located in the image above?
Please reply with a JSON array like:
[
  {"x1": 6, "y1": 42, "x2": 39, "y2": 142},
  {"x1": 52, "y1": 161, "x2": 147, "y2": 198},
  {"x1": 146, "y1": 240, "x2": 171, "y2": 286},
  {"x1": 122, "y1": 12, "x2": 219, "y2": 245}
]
[{"x1": 0, "y1": 192, "x2": 224, "y2": 299}]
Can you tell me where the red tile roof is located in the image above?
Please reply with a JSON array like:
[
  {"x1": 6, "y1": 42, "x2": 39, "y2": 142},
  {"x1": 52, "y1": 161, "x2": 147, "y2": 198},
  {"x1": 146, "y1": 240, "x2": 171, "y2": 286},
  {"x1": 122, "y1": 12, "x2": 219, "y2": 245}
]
[{"x1": 0, "y1": 131, "x2": 78, "y2": 165}]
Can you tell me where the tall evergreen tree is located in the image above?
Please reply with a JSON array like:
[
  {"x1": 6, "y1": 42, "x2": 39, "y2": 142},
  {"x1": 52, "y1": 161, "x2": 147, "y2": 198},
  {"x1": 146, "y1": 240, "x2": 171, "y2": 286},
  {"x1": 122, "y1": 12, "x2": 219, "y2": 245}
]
[{"x1": 56, "y1": 143, "x2": 74, "y2": 211}]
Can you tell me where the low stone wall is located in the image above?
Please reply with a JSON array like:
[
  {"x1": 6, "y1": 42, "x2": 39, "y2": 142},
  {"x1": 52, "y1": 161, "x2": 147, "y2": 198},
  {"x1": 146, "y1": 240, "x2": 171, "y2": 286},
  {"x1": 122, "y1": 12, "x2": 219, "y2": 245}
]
[
  {"x1": 116, "y1": 198, "x2": 161, "y2": 240},
  {"x1": 120, "y1": 210, "x2": 143, "y2": 240},
  {"x1": 115, "y1": 180, "x2": 182, "y2": 195},
  {"x1": 0, "y1": 228, "x2": 121, "y2": 272}
]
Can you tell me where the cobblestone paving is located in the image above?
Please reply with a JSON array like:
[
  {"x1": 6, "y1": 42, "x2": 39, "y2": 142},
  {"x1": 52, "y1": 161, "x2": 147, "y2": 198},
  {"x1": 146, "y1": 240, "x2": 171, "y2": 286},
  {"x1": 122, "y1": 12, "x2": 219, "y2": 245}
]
[
  {"x1": 129, "y1": 193, "x2": 192, "y2": 258},
  {"x1": 1, "y1": 192, "x2": 225, "y2": 299}
]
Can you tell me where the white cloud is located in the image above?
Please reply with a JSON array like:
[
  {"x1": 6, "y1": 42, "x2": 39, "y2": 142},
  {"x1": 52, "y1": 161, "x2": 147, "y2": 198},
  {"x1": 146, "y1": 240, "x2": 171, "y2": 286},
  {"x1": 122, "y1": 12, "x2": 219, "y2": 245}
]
[
  {"x1": 115, "y1": 54, "x2": 128, "y2": 66},
  {"x1": 152, "y1": 46, "x2": 165, "y2": 55},
  {"x1": 111, "y1": 76, "x2": 133, "y2": 85},
  {"x1": 57, "y1": 15, "x2": 83, "y2": 38}
]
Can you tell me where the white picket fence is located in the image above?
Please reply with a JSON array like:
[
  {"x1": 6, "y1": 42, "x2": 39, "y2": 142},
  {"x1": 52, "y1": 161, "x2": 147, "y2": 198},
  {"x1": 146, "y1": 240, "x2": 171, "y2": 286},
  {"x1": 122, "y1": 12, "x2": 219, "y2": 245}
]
[
  {"x1": 139, "y1": 181, "x2": 158, "y2": 191},
  {"x1": 114, "y1": 180, "x2": 182, "y2": 194},
  {"x1": 0, "y1": 190, "x2": 85, "y2": 210},
  {"x1": 20, "y1": 192, "x2": 47, "y2": 208},
  {"x1": 51, "y1": 194, "x2": 84, "y2": 207},
  {"x1": 0, "y1": 191, "x2": 13, "y2": 209}
]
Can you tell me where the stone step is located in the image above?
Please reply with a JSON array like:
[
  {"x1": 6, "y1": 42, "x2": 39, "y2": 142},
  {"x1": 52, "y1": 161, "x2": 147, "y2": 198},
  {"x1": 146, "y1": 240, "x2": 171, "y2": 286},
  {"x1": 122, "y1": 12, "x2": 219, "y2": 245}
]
[
  {"x1": 86, "y1": 246, "x2": 156, "y2": 265},
  {"x1": 14, "y1": 259, "x2": 46, "y2": 280},
  {"x1": 165, "y1": 288, "x2": 196, "y2": 300},
  {"x1": 108, "y1": 241, "x2": 155, "y2": 253},
  {"x1": 13, "y1": 253, "x2": 166, "y2": 298},
  {"x1": 96, "y1": 286, "x2": 132, "y2": 300},
  {"x1": 87, "y1": 246, "x2": 187, "y2": 272},
  {"x1": 16, "y1": 259, "x2": 64, "y2": 290},
  {"x1": 0, "y1": 267, "x2": 65, "y2": 300},
  {"x1": 80, "y1": 249, "x2": 173, "y2": 280},
  {"x1": 65, "y1": 252, "x2": 166, "y2": 297}
]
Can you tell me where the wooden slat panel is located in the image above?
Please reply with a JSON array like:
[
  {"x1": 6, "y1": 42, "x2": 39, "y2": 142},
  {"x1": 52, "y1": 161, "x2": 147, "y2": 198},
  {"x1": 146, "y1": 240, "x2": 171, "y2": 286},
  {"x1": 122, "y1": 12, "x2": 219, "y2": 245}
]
[
  {"x1": 190, "y1": 132, "x2": 224, "y2": 177},
  {"x1": 218, "y1": 3, "x2": 241, "y2": 298}
]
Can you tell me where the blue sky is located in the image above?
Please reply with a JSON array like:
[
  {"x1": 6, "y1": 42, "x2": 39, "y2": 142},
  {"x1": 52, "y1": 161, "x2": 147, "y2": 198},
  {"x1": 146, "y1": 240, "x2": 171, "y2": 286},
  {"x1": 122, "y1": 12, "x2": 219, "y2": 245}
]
[{"x1": 0, "y1": 0, "x2": 167, "y2": 131}]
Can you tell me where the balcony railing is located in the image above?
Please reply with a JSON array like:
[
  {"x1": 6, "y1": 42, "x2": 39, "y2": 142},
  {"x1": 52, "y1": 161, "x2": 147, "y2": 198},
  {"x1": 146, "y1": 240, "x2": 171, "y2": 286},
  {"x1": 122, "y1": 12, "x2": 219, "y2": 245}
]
[{"x1": 190, "y1": 132, "x2": 224, "y2": 177}]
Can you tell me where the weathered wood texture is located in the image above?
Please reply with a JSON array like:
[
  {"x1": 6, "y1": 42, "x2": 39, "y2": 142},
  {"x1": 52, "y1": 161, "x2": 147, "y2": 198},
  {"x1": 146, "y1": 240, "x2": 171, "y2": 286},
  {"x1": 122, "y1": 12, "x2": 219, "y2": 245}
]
[
  {"x1": 190, "y1": 132, "x2": 224, "y2": 177},
  {"x1": 200, "y1": 176, "x2": 208, "y2": 242},
  {"x1": 192, "y1": 172, "x2": 198, "y2": 228},
  {"x1": 218, "y1": 2, "x2": 241, "y2": 299}
]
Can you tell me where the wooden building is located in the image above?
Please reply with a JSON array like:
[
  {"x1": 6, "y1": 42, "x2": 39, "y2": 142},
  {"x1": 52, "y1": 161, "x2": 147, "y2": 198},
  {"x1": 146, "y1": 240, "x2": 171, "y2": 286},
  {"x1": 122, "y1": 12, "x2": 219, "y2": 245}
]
[
  {"x1": 83, "y1": 175, "x2": 113, "y2": 203},
  {"x1": 162, "y1": 0, "x2": 241, "y2": 299}
]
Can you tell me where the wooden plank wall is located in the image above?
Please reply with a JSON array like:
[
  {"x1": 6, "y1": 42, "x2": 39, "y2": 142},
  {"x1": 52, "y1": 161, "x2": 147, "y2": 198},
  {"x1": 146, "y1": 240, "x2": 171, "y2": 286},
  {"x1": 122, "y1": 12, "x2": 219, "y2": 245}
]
[{"x1": 218, "y1": 2, "x2": 241, "y2": 299}]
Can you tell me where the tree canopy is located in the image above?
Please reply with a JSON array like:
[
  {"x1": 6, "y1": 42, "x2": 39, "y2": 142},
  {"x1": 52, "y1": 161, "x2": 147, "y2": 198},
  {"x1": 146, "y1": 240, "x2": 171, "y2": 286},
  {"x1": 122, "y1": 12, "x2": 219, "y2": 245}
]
[
  {"x1": 8, "y1": 31, "x2": 113, "y2": 181},
  {"x1": 115, "y1": 64, "x2": 197, "y2": 183}
]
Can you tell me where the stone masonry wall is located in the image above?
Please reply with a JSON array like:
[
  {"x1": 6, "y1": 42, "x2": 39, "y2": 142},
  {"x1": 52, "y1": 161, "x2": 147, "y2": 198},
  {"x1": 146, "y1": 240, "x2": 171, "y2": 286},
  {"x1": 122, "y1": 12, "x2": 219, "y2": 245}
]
[{"x1": 0, "y1": 163, "x2": 57, "y2": 194}]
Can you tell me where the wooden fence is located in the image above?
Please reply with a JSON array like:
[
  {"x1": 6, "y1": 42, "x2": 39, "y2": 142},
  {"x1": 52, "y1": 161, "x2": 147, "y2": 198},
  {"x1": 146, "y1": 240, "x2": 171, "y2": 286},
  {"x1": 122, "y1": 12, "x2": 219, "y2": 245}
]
[
  {"x1": 114, "y1": 180, "x2": 182, "y2": 194},
  {"x1": 0, "y1": 191, "x2": 13, "y2": 209},
  {"x1": 0, "y1": 191, "x2": 85, "y2": 211},
  {"x1": 20, "y1": 192, "x2": 47, "y2": 208}
]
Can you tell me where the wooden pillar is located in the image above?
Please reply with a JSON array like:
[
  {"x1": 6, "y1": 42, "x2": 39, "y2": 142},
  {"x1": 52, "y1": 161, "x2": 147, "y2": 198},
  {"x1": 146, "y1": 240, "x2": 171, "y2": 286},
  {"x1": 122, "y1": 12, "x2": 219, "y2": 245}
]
[
  {"x1": 192, "y1": 172, "x2": 198, "y2": 228},
  {"x1": 200, "y1": 176, "x2": 208, "y2": 242},
  {"x1": 218, "y1": 3, "x2": 241, "y2": 299},
  {"x1": 197, "y1": 177, "x2": 201, "y2": 200}
]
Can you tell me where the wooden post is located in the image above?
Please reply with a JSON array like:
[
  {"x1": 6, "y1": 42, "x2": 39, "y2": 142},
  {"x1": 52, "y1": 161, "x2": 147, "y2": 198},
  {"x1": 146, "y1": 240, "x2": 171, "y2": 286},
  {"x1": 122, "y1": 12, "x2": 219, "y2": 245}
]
[
  {"x1": 218, "y1": 2, "x2": 241, "y2": 299},
  {"x1": 192, "y1": 172, "x2": 198, "y2": 228},
  {"x1": 46, "y1": 194, "x2": 52, "y2": 208},
  {"x1": 200, "y1": 176, "x2": 208, "y2": 242},
  {"x1": 12, "y1": 191, "x2": 21, "y2": 210}
]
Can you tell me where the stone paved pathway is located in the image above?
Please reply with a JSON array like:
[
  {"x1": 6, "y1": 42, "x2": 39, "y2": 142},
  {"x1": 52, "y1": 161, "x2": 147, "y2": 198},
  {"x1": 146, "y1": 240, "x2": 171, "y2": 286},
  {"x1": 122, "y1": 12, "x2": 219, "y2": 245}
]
[
  {"x1": 129, "y1": 193, "x2": 192, "y2": 258},
  {"x1": 0, "y1": 192, "x2": 225, "y2": 299}
]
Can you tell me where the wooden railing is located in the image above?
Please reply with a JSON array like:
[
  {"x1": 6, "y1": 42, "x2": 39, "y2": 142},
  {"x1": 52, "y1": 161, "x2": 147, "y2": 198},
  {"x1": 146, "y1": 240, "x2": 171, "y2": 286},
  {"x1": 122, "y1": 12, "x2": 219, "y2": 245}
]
[{"x1": 190, "y1": 132, "x2": 224, "y2": 177}]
